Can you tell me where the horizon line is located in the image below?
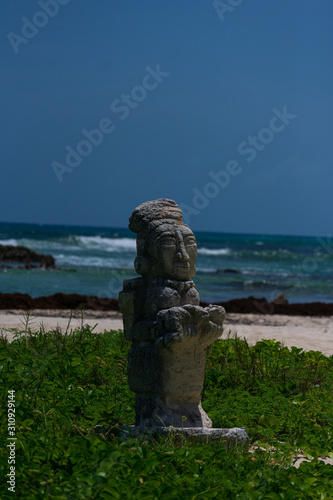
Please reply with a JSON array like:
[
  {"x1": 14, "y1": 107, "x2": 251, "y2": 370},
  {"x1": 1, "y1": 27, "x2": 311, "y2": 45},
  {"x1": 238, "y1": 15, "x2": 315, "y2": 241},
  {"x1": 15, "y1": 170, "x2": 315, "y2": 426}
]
[{"x1": 0, "y1": 220, "x2": 329, "y2": 240}]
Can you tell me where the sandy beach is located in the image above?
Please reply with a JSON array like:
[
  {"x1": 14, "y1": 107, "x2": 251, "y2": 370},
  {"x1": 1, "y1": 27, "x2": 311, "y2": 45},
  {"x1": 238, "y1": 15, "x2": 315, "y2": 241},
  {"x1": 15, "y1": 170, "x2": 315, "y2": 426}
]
[{"x1": 1, "y1": 309, "x2": 332, "y2": 356}]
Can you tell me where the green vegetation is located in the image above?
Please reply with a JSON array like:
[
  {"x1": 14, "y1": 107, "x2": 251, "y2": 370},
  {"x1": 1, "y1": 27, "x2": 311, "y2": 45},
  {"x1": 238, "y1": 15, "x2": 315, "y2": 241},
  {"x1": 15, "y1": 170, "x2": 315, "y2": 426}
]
[{"x1": 1, "y1": 319, "x2": 333, "y2": 499}]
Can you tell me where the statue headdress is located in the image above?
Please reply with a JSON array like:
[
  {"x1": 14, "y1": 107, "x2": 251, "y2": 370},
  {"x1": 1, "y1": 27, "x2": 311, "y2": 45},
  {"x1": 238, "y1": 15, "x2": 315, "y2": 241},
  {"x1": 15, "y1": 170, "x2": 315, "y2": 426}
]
[{"x1": 129, "y1": 198, "x2": 184, "y2": 234}]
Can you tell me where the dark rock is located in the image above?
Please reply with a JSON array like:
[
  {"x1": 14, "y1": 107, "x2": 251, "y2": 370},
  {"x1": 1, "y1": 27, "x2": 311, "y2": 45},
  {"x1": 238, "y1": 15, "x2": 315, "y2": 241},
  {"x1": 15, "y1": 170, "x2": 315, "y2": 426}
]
[
  {"x1": 217, "y1": 268, "x2": 242, "y2": 274},
  {"x1": 0, "y1": 245, "x2": 55, "y2": 268}
]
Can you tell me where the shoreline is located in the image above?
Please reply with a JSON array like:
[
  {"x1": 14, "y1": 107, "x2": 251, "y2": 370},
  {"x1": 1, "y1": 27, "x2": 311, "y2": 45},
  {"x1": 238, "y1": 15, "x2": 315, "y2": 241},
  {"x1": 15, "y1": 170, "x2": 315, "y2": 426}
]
[
  {"x1": 1, "y1": 292, "x2": 333, "y2": 316},
  {"x1": 1, "y1": 293, "x2": 332, "y2": 355},
  {"x1": 1, "y1": 309, "x2": 332, "y2": 356}
]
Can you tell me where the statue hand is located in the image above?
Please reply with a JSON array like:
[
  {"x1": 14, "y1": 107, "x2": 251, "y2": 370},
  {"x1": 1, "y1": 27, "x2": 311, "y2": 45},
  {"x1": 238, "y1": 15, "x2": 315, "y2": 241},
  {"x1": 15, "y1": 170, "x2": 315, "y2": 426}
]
[
  {"x1": 155, "y1": 306, "x2": 193, "y2": 346},
  {"x1": 155, "y1": 305, "x2": 225, "y2": 347},
  {"x1": 205, "y1": 304, "x2": 226, "y2": 324}
]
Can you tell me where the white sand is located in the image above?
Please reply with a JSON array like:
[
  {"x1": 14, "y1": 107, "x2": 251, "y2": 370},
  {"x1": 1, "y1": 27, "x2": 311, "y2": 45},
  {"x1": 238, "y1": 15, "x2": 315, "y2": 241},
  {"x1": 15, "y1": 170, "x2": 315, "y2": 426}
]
[
  {"x1": 0, "y1": 309, "x2": 123, "y2": 341},
  {"x1": 225, "y1": 313, "x2": 333, "y2": 356},
  {"x1": 1, "y1": 310, "x2": 332, "y2": 355}
]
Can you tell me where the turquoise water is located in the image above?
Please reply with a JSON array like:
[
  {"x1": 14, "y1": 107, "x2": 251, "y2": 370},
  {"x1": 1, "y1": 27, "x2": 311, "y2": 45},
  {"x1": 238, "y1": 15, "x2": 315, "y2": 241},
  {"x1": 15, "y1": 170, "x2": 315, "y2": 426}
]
[{"x1": 0, "y1": 222, "x2": 332, "y2": 304}]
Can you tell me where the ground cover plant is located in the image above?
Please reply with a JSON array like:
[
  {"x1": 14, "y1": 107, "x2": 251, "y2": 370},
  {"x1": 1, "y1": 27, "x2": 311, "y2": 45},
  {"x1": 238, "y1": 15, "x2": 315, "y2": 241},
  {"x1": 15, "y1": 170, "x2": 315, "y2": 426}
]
[{"x1": 1, "y1": 316, "x2": 333, "y2": 499}]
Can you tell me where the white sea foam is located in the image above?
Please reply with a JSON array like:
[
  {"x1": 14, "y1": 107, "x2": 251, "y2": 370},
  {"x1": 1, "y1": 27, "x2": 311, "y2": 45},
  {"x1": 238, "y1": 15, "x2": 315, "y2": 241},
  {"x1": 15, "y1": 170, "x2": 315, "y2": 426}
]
[
  {"x1": 0, "y1": 238, "x2": 78, "y2": 252},
  {"x1": 244, "y1": 279, "x2": 292, "y2": 288},
  {"x1": 75, "y1": 236, "x2": 136, "y2": 252},
  {"x1": 54, "y1": 253, "x2": 133, "y2": 268},
  {"x1": 251, "y1": 249, "x2": 295, "y2": 258},
  {"x1": 197, "y1": 247, "x2": 231, "y2": 256},
  {"x1": 195, "y1": 267, "x2": 217, "y2": 273},
  {"x1": 244, "y1": 280, "x2": 267, "y2": 287},
  {"x1": 0, "y1": 239, "x2": 18, "y2": 246},
  {"x1": 0, "y1": 236, "x2": 137, "y2": 253}
]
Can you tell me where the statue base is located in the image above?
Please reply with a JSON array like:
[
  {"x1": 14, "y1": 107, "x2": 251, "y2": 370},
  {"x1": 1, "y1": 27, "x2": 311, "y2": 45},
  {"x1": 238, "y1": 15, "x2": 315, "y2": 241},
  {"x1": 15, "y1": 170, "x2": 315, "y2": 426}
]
[{"x1": 95, "y1": 425, "x2": 249, "y2": 448}]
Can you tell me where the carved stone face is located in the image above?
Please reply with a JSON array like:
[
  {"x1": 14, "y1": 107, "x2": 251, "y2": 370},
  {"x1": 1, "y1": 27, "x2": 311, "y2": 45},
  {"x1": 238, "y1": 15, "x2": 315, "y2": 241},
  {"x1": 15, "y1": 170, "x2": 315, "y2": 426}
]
[{"x1": 149, "y1": 223, "x2": 197, "y2": 280}]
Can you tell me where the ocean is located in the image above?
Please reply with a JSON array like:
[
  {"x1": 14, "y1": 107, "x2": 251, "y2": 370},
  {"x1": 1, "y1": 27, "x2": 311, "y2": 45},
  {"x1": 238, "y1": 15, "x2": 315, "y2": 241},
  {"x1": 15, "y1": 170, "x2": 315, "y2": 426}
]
[{"x1": 0, "y1": 222, "x2": 332, "y2": 304}]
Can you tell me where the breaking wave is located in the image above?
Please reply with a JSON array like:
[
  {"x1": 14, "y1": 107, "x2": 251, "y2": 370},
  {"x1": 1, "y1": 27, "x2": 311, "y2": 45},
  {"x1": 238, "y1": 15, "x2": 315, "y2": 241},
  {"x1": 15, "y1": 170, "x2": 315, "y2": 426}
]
[
  {"x1": 75, "y1": 236, "x2": 136, "y2": 252},
  {"x1": 0, "y1": 239, "x2": 18, "y2": 247},
  {"x1": 197, "y1": 247, "x2": 231, "y2": 256},
  {"x1": 0, "y1": 236, "x2": 137, "y2": 253}
]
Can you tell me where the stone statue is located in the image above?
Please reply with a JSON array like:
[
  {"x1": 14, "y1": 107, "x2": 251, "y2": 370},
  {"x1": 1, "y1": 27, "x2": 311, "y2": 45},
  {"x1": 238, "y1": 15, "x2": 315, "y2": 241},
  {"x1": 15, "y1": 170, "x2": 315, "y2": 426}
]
[{"x1": 119, "y1": 198, "x2": 225, "y2": 429}]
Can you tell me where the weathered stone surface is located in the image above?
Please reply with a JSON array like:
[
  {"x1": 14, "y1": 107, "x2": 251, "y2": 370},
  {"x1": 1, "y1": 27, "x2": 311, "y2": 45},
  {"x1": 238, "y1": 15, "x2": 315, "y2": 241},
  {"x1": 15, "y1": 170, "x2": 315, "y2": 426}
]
[
  {"x1": 119, "y1": 199, "x2": 226, "y2": 429},
  {"x1": 95, "y1": 425, "x2": 249, "y2": 447},
  {"x1": 128, "y1": 199, "x2": 197, "y2": 280}
]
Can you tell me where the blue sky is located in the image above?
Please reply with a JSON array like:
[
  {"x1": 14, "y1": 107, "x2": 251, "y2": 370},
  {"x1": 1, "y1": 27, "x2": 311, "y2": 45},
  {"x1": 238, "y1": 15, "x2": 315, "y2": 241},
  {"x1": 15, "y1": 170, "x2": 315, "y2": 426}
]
[{"x1": 1, "y1": 0, "x2": 332, "y2": 236}]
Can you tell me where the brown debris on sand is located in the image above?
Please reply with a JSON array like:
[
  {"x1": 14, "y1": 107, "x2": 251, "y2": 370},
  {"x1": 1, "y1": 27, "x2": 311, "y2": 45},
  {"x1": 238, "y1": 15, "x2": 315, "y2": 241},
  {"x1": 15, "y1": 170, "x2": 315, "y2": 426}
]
[
  {"x1": 0, "y1": 292, "x2": 118, "y2": 311},
  {"x1": 0, "y1": 292, "x2": 333, "y2": 316}
]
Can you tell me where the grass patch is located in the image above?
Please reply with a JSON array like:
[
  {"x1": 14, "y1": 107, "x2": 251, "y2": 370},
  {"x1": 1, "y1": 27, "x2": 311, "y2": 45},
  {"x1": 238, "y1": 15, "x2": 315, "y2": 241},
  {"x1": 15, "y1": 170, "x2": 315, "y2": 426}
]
[{"x1": 1, "y1": 323, "x2": 333, "y2": 499}]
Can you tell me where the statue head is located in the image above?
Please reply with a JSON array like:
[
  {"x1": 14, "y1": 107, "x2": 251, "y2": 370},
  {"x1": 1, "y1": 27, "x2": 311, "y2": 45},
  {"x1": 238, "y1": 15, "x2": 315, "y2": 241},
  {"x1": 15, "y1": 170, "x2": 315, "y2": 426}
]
[{"x1": 129, "y1": 198, "x2": 197, "y2": 280}]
